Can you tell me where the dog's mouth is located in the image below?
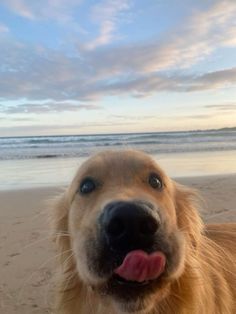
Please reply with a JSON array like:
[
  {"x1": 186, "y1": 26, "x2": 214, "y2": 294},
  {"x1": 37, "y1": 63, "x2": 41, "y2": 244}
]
[
  {"x1": 84, "y1": 230, "x2": 185, "y2": 307},
  {"x1": 106, "y1": 275, "x2": 156, "y2": 314},
  {"x1": 99, "y1": 249, "x2": 166, "y2": 298},
  {"x1": 83, "y1": 227, "x2": 182, "y2": 301},
  {"x1": 113, "y1": 249, "x2": 166, "y2": 282},
  {"x1": 112, "y1": 273, "x2": 150, "y2": 287}
]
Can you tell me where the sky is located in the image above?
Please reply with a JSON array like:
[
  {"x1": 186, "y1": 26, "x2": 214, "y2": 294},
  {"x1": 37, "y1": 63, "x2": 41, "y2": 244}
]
[{"x1": 0, "y1": 0, "x2": 236, "y2": 136}]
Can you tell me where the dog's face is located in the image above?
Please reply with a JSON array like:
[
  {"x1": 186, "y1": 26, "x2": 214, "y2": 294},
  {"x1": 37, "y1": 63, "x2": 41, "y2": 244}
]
[{"x1": 65, "y1": 150, "x2": 190, "y2": 313}]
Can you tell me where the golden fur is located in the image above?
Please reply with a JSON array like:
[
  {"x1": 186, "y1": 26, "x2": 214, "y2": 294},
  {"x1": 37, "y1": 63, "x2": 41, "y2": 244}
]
[{"x1": 52, "y1": 150, "x2": 236, "y2": 314}]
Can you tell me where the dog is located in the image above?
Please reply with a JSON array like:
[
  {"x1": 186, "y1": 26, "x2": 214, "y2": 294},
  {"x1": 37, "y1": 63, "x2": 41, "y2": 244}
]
[{"x1": 52, "y1": 150, "x2": 236, "y2": 314}]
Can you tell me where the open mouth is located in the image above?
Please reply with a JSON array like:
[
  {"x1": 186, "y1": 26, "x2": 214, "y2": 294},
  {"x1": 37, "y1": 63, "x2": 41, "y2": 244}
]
[
  {"x1": 112, "y1": 273, "x2": 150, "y2": 287},
  {"x1": 113, "y1": 249, "x2": 166, "y2": 283},
  {"x1": 99, "y1": 250, "x2": 167, "y2": 301}
]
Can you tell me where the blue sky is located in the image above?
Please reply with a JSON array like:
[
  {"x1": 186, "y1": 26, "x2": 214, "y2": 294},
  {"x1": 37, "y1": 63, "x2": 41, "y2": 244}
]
[{"x1": 0, "y1": 0, "x2": 236, "y2": 136}]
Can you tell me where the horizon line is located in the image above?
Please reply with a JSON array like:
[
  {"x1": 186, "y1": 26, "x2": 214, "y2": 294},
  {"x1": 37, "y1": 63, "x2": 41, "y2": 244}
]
[{"x1": 1, "y1": 126, "x2": 235, "y2": 139}]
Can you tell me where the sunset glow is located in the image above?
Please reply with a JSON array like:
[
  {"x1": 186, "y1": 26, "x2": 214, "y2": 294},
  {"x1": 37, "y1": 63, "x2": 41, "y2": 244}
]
[{"x1": 0, "y1": 0, "x2": 236, "y2": 136}]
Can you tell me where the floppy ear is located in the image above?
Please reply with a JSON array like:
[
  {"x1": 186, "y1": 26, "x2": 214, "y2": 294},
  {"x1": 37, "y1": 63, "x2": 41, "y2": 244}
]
[{"x1": 174, "y1": 183, "x2": 203, "y2": 249}]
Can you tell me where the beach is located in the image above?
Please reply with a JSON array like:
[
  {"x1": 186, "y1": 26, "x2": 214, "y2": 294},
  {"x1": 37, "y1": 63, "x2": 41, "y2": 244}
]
[
  {"x1": 0, "y1": 174, "x2": 236, "y2": 314},
  {"x1": 1, "y1": 0, "x2": 236, "y2": 311}
]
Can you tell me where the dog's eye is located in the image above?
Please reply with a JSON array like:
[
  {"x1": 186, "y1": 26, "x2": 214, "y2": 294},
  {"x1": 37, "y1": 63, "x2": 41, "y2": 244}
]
[
  {"x1": 80, "y1": 178, "x2": 96, "y2": 194},
  {"x1": 149, "y1": 173, "x2": 163, "y2": 190}
]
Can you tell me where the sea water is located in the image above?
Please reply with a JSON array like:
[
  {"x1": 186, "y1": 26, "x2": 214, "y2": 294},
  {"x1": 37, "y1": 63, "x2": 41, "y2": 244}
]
[{"x1": 0, "y1": 130, "x2": 236, "y2": 189}]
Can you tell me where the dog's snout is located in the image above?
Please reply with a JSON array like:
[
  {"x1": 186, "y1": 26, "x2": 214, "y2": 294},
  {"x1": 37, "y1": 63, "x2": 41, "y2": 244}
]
[{"x1": 101, "y1": 201, "x2": 159, "y2": 252}]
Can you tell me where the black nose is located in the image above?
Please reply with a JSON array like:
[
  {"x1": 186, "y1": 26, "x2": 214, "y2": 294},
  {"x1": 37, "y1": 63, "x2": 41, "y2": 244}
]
[{"x1": 100, "y1": 201, "x2": 159, "y2": 252}]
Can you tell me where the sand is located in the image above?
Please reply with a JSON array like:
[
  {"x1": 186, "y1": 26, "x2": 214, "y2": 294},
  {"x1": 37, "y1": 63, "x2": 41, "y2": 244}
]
[{"x1": 0, "y1": 174, "x2": 236, "y2": 314}]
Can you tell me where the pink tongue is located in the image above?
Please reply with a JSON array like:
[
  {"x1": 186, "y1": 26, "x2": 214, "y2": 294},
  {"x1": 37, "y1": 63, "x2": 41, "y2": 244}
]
[{"x1": 114, "y1": 250, "x2": 166, "y2": 282}]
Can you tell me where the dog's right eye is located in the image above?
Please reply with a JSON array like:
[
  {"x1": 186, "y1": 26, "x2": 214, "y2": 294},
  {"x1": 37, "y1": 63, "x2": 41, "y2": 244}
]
[{"x1": 80, "y1": 178, "x2": 96, "y2": 194}]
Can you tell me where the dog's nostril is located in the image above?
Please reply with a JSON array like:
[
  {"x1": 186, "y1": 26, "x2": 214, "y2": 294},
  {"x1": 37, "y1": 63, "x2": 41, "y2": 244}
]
[
  {"x1": 106, "y1": 218, "x2": 125, "y2": 237},
  {"x1": 102, "y1": 202, "x2": 160, "y2": 251},
  {"x1": 140, "y1": 218, "x2": 158, "y2": 236}
]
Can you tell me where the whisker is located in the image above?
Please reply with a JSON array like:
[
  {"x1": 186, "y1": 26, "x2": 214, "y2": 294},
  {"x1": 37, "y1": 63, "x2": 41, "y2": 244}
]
[
  {"x1": 22, "y1": 235, "x2": 54, "y2": 250},
  {"x1": 21, "y1": 232, "x2": 71, "y2": 250}
]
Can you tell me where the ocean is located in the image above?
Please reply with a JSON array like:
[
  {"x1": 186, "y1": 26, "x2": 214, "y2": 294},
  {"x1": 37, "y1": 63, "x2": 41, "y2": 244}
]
[
  {"x1": 0, "y1": 129, "x2": 236, "y2": 189},
  {"x1": 1, "y1": 129, "x2": 236, "y2": 160}
]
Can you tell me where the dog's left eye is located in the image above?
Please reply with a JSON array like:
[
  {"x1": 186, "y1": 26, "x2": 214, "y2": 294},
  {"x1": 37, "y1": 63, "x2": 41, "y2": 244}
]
[
  {"x1": 149, "y1": 173, "x2": 163, "y2": 190},
  {"x1": 80, "y1": 178, "x2": 96, "y2": 194}
]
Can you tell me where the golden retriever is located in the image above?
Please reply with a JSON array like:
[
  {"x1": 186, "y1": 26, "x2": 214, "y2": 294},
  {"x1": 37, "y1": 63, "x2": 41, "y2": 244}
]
[{"x1": 52, "y1": 150, "x2": 236, "y2": 314}]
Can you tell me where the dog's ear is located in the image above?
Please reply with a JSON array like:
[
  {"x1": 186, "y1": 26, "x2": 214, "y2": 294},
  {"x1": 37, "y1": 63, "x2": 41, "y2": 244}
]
[{"x1": 174, "y1": 183, "x2": 203, "y2": 249}]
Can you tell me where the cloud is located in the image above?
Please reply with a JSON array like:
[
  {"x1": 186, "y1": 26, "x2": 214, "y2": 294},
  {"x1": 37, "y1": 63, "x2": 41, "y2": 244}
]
[
  {"x1": 2, "y1": 0, "x2": 34, "y2": 19},
  {"x1": 2, "y1": 0, "x2": 83, "y2": 29},
  {"x1": 84, "y1": 0, "x2": 131, "y2": 50},
  {"x1": 182, "y1": 114, "x2": 216, "y2": 120},
  {"x1": 111, "y1": 114, "x2": 155, "y2": 121},
  {"x1": 0, "y1": 120, "x2": 140, "y2": 137},
  {"x1": 8, "y1": 116, "x2": 37, "y2": 121},
  {"x1": 204, "y1": 103, "x2": 236, "y2": 111},
  {"x1": 0, "y1": 23, "x2": 9, "y2": 33},
  {"x1": 185, "y1": 67, "x2": 236, "y2": 91},
  {"x1": 84, "y1": 67, "x2": 236, "y2": 96},
  {"x1": 2, "y1": 0, "x2": 132, "y2": 42},
  {"x1": 85, "y1": 0, "x2": 236, "y2": 74},
  {"x1": 0, "y1": 0, "x2": 236, "y2": 109},
  {"x1": 176, "y1": 101, "x2": 236, "y2": 122},
  {"x1": 0, "y1": 101, "x2": 102, "y2": 114},
  {"x1": 0, "y1": 35, "x2": 236, "y2": 106}
]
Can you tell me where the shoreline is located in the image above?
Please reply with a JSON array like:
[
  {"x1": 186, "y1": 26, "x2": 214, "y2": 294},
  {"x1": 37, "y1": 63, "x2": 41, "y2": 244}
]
[
  {"x1": 0, "y1": 174, "x2": 236, "y2": 313},
  {"x1": 1, "y1": 150, "x2": 236, "y2": 190},
  {"x1": 1, "y1": 172, "x2": 236, "y2": 192}
]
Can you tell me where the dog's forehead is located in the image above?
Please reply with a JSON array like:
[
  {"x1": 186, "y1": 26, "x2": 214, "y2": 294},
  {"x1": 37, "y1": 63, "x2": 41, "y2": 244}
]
[{"x1": 78, "y1": 150, "x2": 165, "y2": 178}]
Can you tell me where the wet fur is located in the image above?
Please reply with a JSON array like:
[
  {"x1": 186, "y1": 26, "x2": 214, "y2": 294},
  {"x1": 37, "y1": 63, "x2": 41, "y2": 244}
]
[{"x1": 51, "y1": 150, "x2": 236, "y2": 314}]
